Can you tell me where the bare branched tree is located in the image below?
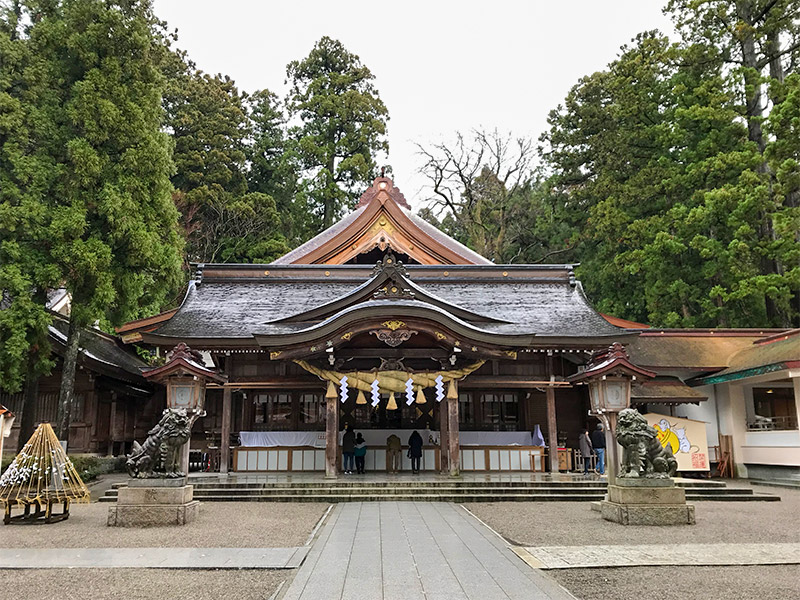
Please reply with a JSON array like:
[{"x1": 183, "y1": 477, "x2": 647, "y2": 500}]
[{"x1": 416, "y1": 129, "x2": 535, "y2": 262}]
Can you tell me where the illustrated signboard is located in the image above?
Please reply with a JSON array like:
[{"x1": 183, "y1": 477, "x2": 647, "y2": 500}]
[{"x1": 644, "y1": 413, "x2": 710, "y2": 472}]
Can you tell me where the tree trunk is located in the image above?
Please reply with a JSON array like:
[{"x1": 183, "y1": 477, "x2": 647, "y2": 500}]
[
  {"x1": 324, "y1": 152, "x2": 336, "y2": 229},
  {"x1": 17, "y1": 357, "x2": 40, "y2": 452},
  {"x1": 56, "y1": 316, "x2": 81, "y2": 443},
  {"x1": 736, "y1": 1, "x2": 766, "y2": 154}
]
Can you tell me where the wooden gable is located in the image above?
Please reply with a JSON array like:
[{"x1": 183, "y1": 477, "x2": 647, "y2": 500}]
[{"x1": 272, "y1": 177, "x2": 492, "y2": 266}]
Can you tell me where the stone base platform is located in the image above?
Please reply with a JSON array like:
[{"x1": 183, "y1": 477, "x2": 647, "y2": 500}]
[
  {"x1": 108, "y1": 478, "x2": 199, "y2": 527},
  {"x1": 601, "y1": 478, "x2": 695, "y2": 525}
]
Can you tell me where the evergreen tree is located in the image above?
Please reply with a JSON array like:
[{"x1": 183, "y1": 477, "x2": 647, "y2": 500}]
[
  {"x1": 245, "y1": 88, "x2": 303, "y2": 249},
  {"x1": 12, "y1": 0, "x2": 184, "y2": 440},
  {"x1": 0, "y1": 1, "x2": 57, "y2": 395},
  {"x1": 166, "y1": 59, "x2": 289, "y2": 263},
  {"x1": 286, "y1": 36, "x2": 389, "y2": 231}
]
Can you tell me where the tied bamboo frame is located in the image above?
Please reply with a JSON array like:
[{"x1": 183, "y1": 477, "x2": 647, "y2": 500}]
[{"x1": 0, "y1": 423, "x2": 90, "y2": 507}]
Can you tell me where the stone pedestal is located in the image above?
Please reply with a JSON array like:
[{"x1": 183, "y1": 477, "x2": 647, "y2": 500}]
[
  {"x1": 107, "y1": 478, "x2": 199, "y2": 527},
  {"x1": 600, "y1": 478, "x2": 695, "y2": 525}
]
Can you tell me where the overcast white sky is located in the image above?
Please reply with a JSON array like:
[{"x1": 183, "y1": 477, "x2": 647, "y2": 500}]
[{"x1": 154, "y1": 1, "x2": 673, "y2": 208}]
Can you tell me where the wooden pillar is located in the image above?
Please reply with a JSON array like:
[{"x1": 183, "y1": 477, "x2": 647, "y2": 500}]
[
  {"x1": 220, "y1": 386, "x2": 232, "y2": 474},
  {"x1": 325, "y1": 393, "x2": 339, "y2": 479},
  {"x1": 109, "y1": 400, "x2": 118, "y2": 455},
  {"x1": 546, "y1": 386, "x2": 558, "y2": 473},
  {"x1": 546, "y1": 354, "x2": 558, "y2": 473},
  {"x1": 439, "y1": 400, "x2": 449, "y2": 474},
  {"x1": 447, "y1": 381, "x2": 460, "y2": 477}
]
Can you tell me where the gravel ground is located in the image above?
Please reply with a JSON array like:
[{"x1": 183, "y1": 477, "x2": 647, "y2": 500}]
[
  {"x1": 465, "y1": 483, "x2": 800, "y2": 546},
  {"x1": 550, "y1": 565, "x2": 800, "y2": 600},
  {"x1": 0, "y1": 569, "x2": 286, "y2": 600},
  {"x1": 1, "y1": 501, "x2": 329, "y2": 548},
  {"x1": 468, "y1": 483, "x2": 800, "y2": 600}
]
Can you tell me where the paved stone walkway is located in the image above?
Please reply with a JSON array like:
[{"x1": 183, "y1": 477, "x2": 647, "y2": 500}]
[
  {"x1": 281, "y1": 502, "x2": 574, "y2": 600},
  {"x1": 513, "y1": 543, "x2": 800, "y2": 569},
  {"x1": 0, "y1": 546, "x2": 307, "y2": 569}
]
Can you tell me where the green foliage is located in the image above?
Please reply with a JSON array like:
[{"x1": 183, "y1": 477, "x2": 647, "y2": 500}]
[
  {"x1": 534, "y1": 19, "x2": 800, "y2": 328},
  {"x1": 0, "y1": 3, "x2": 58, "y2": 391},
  {"x1": 68, "y1": 454, "x2": 126, "y2": 482},
  {"x1": 21, "y1": 0, "x2": 184, "y2": 329},
  {"x1": 286, "y1": 36, "x2": 389, "y2": 231},
  {"x1": 165, "y1": 58, "x2": 290, "y2": 263}
]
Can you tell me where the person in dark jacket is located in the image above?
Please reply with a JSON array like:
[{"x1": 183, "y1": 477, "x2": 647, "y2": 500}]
[
  {"x1": 342, "y1": 424, "x2": 356, "y2": 474},
  {"x1": 590, "y1": 423, "x2": 606, "y2": 475},
  {"x1": 354, "y1": 433, "x2": 367, "y2": 474},
  {"x1": 578, "y1": 429, "x2": 593, "y2": 475},
  {"x1": 408, "y1": 430, "x2": 424, "y2": 474}
]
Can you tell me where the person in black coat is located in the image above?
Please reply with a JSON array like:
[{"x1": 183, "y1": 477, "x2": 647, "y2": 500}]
[
  {"x1": 590, "y1": 423, "x2": 606, "y2": 475},
  {"x1": 407, "y1": 430, "x2": 423, "y2": 474}
]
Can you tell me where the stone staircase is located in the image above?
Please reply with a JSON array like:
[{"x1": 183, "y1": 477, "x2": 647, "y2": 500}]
[
  {"x1": 750, "y1": 478, "x2": 800, "y2": 491},
  {"x1": 98, "y1": 477, "x2": 779, "y2": 503}
]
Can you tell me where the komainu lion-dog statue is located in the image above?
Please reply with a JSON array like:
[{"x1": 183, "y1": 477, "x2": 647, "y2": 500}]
[
  {"x1": 616, "y1": 408, "x2": 678, "y2": 479},
  {"x1": 126, "y1": 408, "x2": 191, "y2": 478}
]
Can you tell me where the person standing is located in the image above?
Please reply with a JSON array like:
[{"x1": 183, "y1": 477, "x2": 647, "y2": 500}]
[
  {"x1": 408, "y1": 430, "x2": 423, "y2": 474},
  {"x1": 342, "y1": 424, "x2": 355, "y2": 474},
  {"x1": 579, "y1": 428, "x2": 593, "y2": 476},
  {"x1": 354, "y1": 433, "x2": 367, "y2": 474},
  {"x1": 590, "y1": 423, "x2": 606, "y2": 475},
  {"x1": 386, "y1": 433, "x2": 402, "y2": 474}
]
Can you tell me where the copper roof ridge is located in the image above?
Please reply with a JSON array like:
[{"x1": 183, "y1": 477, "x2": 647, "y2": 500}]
[
  {"x1": 116, "y1": 309, "x2": 179, "y2": 333},
  {"x1": 754, "y1": 328, "x2": 800, "y2": 346},
  {"x1": 638, "y1": 329, "x2": 782, "y2": 337}
]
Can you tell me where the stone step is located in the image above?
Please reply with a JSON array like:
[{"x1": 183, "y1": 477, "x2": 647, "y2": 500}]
[
  {"x1": 750, "y1": 478, "x2": 800, "y2": 491},
  {"x1": 98, "y1": 485, "x2": 607, "y2": 498},
  {"x1": 685, "y1": 492, "x2": 780, "y2": 502},
  {"x1": 189, "y1": 493, "x2": 609, "y2": 502},
  {"x1": 191, "y1": 486, "x2": 607, "y2": 496},
  {"x1": 190, "y1": 480, "x2": 609, "y2": 489}
]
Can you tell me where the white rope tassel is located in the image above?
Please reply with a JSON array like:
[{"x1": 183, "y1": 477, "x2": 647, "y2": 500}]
[
  {"x1": 435, "y1": 375, "x2": 445, "y2": 402},
  {"x1": 405, "y1": 378, "x2": 415, "y2": 405}
]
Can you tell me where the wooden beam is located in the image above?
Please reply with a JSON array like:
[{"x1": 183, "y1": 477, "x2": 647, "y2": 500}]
[
  {"x1": 220, "y1": 386, "x2": 232, "y2": 474},
  {"x1": 208, "y1": 377, "x2": 571, "y2": 390},
  {"x1": 460, "y1": 377, "x2": 571, "y2": 389}
]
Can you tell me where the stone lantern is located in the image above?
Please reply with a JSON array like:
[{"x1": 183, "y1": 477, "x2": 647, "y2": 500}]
[
  {"x1": 142, "y1": 343, "x2": 226, "y2": 474},
  {"x1": 568, "y1": 342, "x2": 655, "y2": 482}
]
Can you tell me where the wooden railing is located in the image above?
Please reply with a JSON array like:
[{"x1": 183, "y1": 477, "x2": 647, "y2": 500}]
[{"x1": 746, "y1": 415, "x2": 798, "y2": 431}]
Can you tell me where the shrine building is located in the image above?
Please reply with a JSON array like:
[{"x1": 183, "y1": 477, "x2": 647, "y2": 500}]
[{"x1": 132, "y1": 177, "x2": 686, "y2": 476}]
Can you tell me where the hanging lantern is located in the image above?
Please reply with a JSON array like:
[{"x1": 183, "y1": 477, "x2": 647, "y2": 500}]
[
  {"x1": 356, "y1": 390, "x2": 367, "y2": 405},
  {"x1": 447, "y1": 380, "x2": 458, "y2": 399},
  {"x1": 387, "y1": 392, "x2": 398, "y2": 410},
  {"x1": 416, "y1": 388, "x2": 427, "y2": 404}
]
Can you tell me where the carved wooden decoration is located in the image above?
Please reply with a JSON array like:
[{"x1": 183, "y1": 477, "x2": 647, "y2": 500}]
[{"x1": 370, "y1": 328, "x2": 418, "y2": 347}]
